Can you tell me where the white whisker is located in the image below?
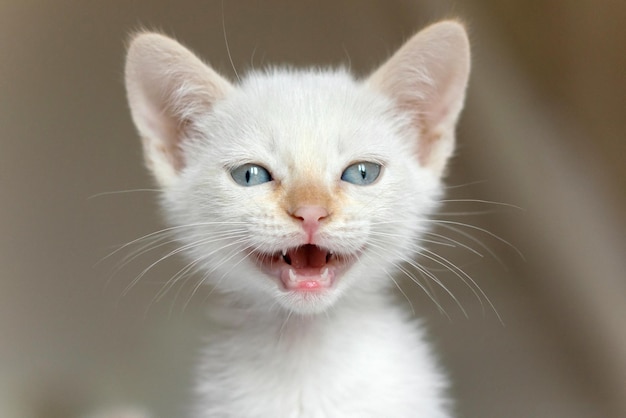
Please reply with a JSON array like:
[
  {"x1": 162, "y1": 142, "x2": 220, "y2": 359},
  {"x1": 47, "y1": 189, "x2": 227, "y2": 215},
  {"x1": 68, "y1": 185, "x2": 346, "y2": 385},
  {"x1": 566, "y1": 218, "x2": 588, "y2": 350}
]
[
  {"x1": 419, "y1": 248, "x2": 502, "y2": 324},
  {"x1": 183, "y1": 238, "x2": 254, "y2": 310},
  {"x1": 122, "y1": 234, "x2": 249, "y2": 297},
  {"x1": 87, "y1": 188, "x2": 161, "y2": 199},
  {"x1": 278, "y1": 310, "x2": 294, "y2": 343},
  {"x1": 439, "y1": 198, "x2": 524, "y2": 211},
  {"x1": 97, "y1": 221, "x2": 248, "y2": 265},
  {"x1": 421, "y1": 230, "x2": 484, "y2": 258},
  {"x1": 365, "y1": 239, "x2": 463, "y2": 318},
  {"x1": 433, "y1": 220, "x2": 524, "y2": 264},
  {"x1": 221, "y1": 0, "x2": 240, "y2": 82}
]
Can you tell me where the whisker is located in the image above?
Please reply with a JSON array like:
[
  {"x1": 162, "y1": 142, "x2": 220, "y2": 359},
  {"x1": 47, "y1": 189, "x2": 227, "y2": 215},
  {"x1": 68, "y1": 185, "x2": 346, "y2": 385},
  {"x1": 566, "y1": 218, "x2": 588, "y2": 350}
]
[
  {"x1": 221, "y1": 0, "x2": 240, "y2": 82},
  {"x1": 436, "y1": 210, "x2": 504, "y2": 216},
  {"x1": 152, "y1": 257, "x2": 204, "y2": 306},
  {"x1": 439, "y1": 199, "x2": 524, "y2": 211},
  {"x1": 113, "y1": 229, "x2": 247, "y2": 279},
  {"x1": 421, "y1": 230, "x2": 484, "y2": 258},
  {"x1": 365, "y1": 240, "x2": 462, "y2": 318},
  {"x1": 163, "y1": 238, "x2": 250, "y2": 313},
  {"x1": 87, "y1": 188, "x2": 160, "y2": 199},
  {"x1": 369, "y1": 229, "x2": 458, "y2": 250},
  {"x1": 389, "y1": 273, "x2": 416, "y2": 316},
  {"x1": 183, "y1": 238, "x2": 254, "y2": 310},
  {"x1": 112, "y1": 235, "x2": 178, "y2": 273},
  {"x1": 122, "y1": 234, "x2": 249, "y2": 297},
  {"x1": 97, "y1": 221, "x2": 248, "y2": 265},
  {"x1": 444, "y1": 180, "x2": 488, "y2": 190},
  {"x1": 278, "y1": 310, "x2": 294, "y2": 343},
  {"x1": 419, "y1": 248, "x2": 502, "y2": 324},
  {"x1": 433, "y1": 221, "x2": 523, "y2": 266}
]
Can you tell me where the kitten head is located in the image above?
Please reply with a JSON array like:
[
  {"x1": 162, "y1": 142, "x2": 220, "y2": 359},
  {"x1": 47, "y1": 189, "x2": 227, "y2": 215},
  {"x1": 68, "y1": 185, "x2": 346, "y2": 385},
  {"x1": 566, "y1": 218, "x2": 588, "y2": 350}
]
[{"x1": 124, "y1": 21, "x2": 470, "y2": 314}]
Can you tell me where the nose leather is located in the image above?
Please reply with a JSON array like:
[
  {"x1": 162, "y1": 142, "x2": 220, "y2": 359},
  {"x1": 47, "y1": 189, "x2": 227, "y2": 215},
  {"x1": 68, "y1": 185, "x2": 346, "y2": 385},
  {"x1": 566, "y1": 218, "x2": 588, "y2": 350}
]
[{"x1": 292, "y1": 205, "x2": 329, "y2": 241}]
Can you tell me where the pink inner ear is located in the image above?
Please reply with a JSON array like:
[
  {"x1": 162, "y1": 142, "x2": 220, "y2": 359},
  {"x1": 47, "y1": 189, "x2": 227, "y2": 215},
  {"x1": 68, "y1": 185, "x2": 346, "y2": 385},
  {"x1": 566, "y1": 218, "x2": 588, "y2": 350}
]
[
  {"x1": 125, "y1": 32, "x2": 235, "y2": 186},
  {"x1": 367, "y1": 21, "x2": 470, "y2": 172},
  {"x1": 139, "y1": 104, "x2": 187, "y2": 172}
]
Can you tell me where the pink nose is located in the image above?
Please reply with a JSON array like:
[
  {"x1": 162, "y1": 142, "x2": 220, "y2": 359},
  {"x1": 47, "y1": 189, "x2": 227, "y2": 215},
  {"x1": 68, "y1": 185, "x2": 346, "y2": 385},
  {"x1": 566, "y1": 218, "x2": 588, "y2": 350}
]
[{"x1": 292, "y1": 205, "x2": 329, "y2": 239}]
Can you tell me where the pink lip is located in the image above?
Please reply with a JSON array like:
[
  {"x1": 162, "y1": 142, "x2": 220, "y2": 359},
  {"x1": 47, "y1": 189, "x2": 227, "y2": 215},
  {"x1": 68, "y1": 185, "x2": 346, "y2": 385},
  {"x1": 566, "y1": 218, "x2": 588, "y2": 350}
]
[{"x1": 280, "y1": 265, "x2": 336, "y2": 291}]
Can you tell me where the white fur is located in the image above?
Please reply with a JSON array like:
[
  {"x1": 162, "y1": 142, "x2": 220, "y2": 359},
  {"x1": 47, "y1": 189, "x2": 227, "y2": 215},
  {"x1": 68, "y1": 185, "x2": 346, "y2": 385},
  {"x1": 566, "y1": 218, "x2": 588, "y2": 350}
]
[{"x1": 125, "y1": 21, "x2": 470, "y2": 417}]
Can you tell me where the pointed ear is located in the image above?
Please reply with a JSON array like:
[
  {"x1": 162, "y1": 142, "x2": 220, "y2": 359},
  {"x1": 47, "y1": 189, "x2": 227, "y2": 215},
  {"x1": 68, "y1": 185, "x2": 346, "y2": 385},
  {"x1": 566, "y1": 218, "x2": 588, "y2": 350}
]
[
  {"x1": 125, "y1": 32, "x2": 233, "y2": 187},
  {"x1": 368, "y1": 20, "x2": 470, "y2": 175}
]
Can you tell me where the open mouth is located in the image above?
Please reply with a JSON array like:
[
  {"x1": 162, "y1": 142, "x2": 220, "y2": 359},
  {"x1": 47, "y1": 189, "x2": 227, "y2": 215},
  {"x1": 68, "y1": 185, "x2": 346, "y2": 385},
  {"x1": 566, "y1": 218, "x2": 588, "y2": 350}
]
[{"x1": 253, "y1": 244, "x2": 353, "y2": 291}]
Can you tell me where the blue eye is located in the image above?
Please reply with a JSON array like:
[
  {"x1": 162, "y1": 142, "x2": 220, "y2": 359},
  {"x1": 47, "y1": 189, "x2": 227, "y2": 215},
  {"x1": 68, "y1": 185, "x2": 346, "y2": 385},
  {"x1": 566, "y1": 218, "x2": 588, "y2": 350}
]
[
  {"x1": 231, "y1": 164, "x2": 272, "y2": 186},
  {"x1": 341, "y1": 162, "x2": 381, "y2": 185}
]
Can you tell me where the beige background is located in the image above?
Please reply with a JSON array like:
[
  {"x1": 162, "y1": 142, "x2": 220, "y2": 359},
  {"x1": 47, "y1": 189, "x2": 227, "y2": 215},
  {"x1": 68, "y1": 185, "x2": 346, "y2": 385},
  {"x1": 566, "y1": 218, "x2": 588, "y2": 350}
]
[{"x1": 1, "y1": 1, "x2": 625, "y2": 417}]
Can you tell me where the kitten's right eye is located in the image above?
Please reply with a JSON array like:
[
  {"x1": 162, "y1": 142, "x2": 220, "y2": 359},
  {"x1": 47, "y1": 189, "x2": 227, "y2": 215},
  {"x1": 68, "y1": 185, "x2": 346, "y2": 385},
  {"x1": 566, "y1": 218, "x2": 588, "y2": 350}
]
[{"x1": 231, "y1": 164, "x2": 272, "y2": 187}]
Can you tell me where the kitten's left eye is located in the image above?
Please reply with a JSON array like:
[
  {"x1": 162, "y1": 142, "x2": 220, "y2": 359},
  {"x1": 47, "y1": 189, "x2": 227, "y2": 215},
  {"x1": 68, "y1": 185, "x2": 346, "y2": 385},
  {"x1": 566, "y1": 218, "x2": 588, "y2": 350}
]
[
  {"x1": 231, "y1": 164, "x2": 272, "y2": 186},
  {"x1": 341, "y1": 162, "x2": 381, "y2": 185}
]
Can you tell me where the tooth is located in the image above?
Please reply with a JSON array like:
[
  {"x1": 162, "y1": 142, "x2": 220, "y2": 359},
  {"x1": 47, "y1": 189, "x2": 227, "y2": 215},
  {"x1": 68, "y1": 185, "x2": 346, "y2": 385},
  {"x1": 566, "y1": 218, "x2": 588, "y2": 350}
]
[
  {"x1": 320, "y1": 267, "x2": 329, "y2": 281},
  {"x1": 282, "y1": 249, "x2": 287, "y2": 256},
  {"x1": 288, "y1": 269, "x2": 297, "y2": 282}
]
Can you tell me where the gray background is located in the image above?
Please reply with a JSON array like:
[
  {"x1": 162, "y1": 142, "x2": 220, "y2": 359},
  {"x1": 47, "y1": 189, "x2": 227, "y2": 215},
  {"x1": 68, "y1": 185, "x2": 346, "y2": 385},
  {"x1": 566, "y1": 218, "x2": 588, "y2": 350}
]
[{"x1": 1, "y1": 1, "x2": 625, "y2": 417}]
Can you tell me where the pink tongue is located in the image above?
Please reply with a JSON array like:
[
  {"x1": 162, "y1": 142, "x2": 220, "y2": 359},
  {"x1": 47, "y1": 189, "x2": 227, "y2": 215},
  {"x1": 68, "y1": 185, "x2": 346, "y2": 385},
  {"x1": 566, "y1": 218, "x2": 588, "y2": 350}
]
[{"x1": 288, "y1": 245, "x2": 327, "y2": 269}]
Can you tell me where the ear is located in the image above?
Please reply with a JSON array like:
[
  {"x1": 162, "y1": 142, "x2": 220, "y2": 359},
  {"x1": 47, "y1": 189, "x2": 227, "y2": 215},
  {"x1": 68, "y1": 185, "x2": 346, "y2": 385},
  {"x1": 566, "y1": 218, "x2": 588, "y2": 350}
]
[
  {"x1": 368, "y1": 20, "x2": 470, "y2": 175},
  {"x1": 125, "y1": 32, "x2": 233, "y2": 187}
]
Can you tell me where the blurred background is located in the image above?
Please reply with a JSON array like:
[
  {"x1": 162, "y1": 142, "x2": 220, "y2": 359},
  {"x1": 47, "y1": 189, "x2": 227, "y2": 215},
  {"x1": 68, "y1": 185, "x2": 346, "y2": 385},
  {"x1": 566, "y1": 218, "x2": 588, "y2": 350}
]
[{"x1": 1, "y1": 1, "x2": 624, "y2": 417}]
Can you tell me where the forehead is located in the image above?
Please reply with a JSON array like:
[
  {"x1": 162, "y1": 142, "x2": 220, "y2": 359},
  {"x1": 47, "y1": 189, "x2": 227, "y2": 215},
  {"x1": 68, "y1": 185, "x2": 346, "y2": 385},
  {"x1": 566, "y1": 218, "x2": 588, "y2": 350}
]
[{"x1": 218, "y1": 71, "x2": 399, "y2": 175}]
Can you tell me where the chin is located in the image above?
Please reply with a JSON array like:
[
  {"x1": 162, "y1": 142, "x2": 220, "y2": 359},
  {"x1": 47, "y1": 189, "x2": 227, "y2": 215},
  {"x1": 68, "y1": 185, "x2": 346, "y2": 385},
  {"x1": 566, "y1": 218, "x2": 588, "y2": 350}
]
[{"x1": 272, "y1": 285, "x2": 346, "y2": 315}]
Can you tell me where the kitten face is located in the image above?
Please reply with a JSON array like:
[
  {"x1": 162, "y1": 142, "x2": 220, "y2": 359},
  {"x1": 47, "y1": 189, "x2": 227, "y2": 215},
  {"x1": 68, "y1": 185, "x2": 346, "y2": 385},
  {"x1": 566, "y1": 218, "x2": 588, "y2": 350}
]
[
  {"x1": 164, "y1": 71, "x2": 441, "y2": 313},
  {"x1": 124, "y1": 22, "x2": 470, "y2": 314}
]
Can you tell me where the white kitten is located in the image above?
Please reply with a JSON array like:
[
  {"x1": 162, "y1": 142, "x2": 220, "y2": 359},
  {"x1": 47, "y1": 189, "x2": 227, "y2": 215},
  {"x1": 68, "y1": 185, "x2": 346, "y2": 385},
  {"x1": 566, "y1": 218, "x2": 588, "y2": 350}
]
[{"x1": 125, "y1": 20, "x2": 470, "y2": 418}]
